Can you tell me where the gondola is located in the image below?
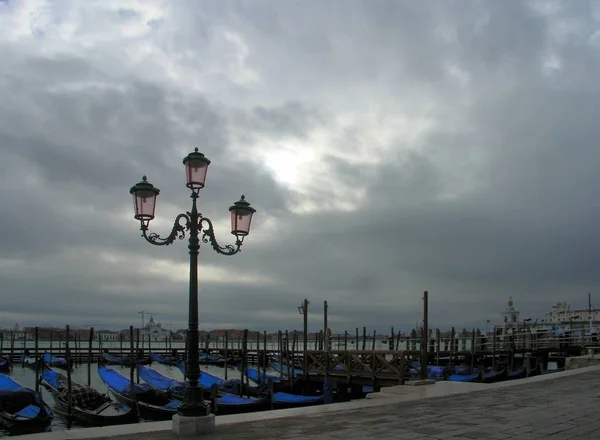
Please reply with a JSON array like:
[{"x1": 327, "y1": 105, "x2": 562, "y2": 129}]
[
  {"x1": 481, "y1": 367, "x2": 507, "y2": 383},
  {"x1": 408, "y1": 361, "x2": 448, "y2": 380},
  {"x1": 20, "y1": 355, "x2": 37, "y2": 369},
  {"x1": 138, "y1": 366, "x2": 266, "y2": 415},
  {"x1": 177, "y1": 362, "x2": 266, "y2": 396},
  {"x1": 507, "y1": 367, "x2": 527, "y2": 380},
  {"x1": 0, "y1": 357, "x2": 10, "y2": 372},
  {"x1": 150, "y1": 352, "x2": 180, "y2": 366},
  {"x1": 98, "y1": 365, "x2": 179, "y2": 421},
  {"x1": 236, "y1": 364, "x2": 299, "y2": 393},
  {"x1": 199, "y1": 353, "x2": 227, "y2": 367},
  {"x1": 0, "y1": 373, "x2": 53, "y2": 430},
  {"x1": 237, "y1": 364, "x2": 284, "y2": 385},
  {"x1": 40, "y1": 366, "x2": 135, "y2": 426},
  {"x1": 101, "y1": 352, "x2": 151, "y2": 366},
  {"x1": 270, "y1": 391, "x2": 324, "y2": 409},
  {"x1": 43, "y1": 353, "x2": 71, "y2": 371},
  {"x1": 448, "y1": 371, "x2": 480, "y2": 382},
  {"x1": 271, "y1": 362, "x2": 303, "y2": 378}
]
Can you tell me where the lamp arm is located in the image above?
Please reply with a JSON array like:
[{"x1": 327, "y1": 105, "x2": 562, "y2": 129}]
[
  {"x1": 199, "y1": 216, "x2": 243, "y2": 256},
  {"x1": 141, "y1": 213, "x2": 191, "y2": 246}
]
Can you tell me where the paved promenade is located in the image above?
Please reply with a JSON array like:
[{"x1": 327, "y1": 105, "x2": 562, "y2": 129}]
[{"x1": 22, "y1": 366, "x2": 600, "y2": 440}]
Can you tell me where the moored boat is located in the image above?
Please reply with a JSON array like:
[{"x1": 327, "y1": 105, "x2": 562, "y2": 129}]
[
  {"x1": 270, "y1": 391, "x2": 324, "y2": 409},
  {"x1": 139, "y1": 366, "x2": 266, "y2": 415},
  {"x1": 177, "y1": 362, "x2": 265, "y2": 396},
  {"x1": 0, "y1": 357, "x2": 10, "y2": 372},
  {"x1": 150, "y1": 352, "x2": 180, "y2": 366},
  {"x1": 20, "y1": 355, "x2": 37, "y2": 369},
  {"x1": 271, "y1": 362, "x2": 303, "y2": 378},
  {"x1": 0, "y1": 373, "x2": 53, "y2": 431},
  {"x1": 507, "y1": 368, "x2": 527, "y2": 380},
  {"x1": 481, "y1": 368, "x2": 507, "y2": 383},
  {"x1": 40, "y1": 366, "x2": 135, "y2": 426},
  {"x1": 43, "y1": 353, "x2": 70, "y2": 371},
  {"x1": 101, "y1": 352, "x2": 151, "y2": 366},
  {"x1": 448, "y1": 371, "x2": 480, "y2": 382},
  {"x1": 98, "y1": 365, "x2": 179, "y2": 421}
]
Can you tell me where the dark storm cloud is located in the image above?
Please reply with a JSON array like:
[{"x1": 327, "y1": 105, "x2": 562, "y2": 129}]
[{"x1": 1, "y1": 1, "x2": 600, "y2": 333}]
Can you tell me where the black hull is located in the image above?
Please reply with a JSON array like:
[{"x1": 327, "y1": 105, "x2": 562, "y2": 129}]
[
  {"x1": 0, "y1": 406, "x2": 52, "y2": 431},
  {"x1": 143, "y1": 385, "x2": 267, "y2": 416},
  {"x1": 216, "y1": 400, "x2": 266, "y2": 416},
  {"x1": 0, "y1": 363, "x2": 10, "y2": 373},
  {"x1": 108, "y1": 390, "x2": 176, "y2": 421},
  {"x1": 507, "y1": 369, "x2": 527, "y2": 380},
  {"x1": 46, "y1": 363, "x2": 72, "y2": 372},
  {"x1": 481, "y1": 368, "x2": 507, "y2": 383},
  {"x1": 102, "y1": 357, "x2": 152, "y2": 366},
  {"x1": 42, "y1": 382, "x2": 136, "y2": 426},
  {"x1": 154, "y1": 360, "x2": 179, "y2": 366}
]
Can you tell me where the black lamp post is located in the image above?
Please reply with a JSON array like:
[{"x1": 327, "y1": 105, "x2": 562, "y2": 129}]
[{"x1": 129, "y1": 148, "x2": 256, "y2": 417}]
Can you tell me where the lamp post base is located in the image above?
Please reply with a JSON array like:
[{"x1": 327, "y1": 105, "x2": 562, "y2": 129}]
[{"x1": 172, "y1": 413, "x2": 215, "y2": 437}]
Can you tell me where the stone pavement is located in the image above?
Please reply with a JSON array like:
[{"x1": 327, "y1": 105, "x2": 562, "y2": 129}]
[{"x1": 94, "y1": 369, "x2": 600, "y2": 440}]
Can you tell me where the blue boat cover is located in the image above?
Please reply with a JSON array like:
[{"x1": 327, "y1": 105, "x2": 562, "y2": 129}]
[
  {"x1": 177, "y1": 362, "x2": 224, "y2": 389},
  {"x1": 20, "y1": 355, "x2": 35, "y2": 365},
  {"x1": 103, "y1": 353, "x2": 128, "y2": 363},
  {"x1": 0, "y1": 358, "x2": 7, "y2": 367},
  {"x1": 241, "y1": 366, "x2": 281, "y2": 384},
  {"x1": 453, "y1": 365, "x2": 473, "y2": 375},
  {"x1": 271, "y1": 363, "x2": 302, "y2": 377},
  {"x1": 0, "y1": 373, "x2": 51, "y2": 420},
  {"x1": 507, "y1": 368, "x2": 525, "y2": 377},
  {"x1": 448, "y1": 372, "x2": 479, "y2": 382},
  {"x1": 40, "y1": 369, "x2": 60, "y2": 388},
  {"x1": 98, "y1": 366, "x2": 154, "y2": 394},
  {"x1": 410, "y1": 361, "x2": 447, "y2": 378},
  {"x1": 218, "y1": 394, "x2": 261, "y2": 405},
  {"x1": 142, "y1": 366, "x2": 260, "y2": 406},
  {"x1": 199, "y1": 354, "x2": 223, "y2": 362},
  {"x1": 44, "y1": 353, "x2": 67, "y2": 365},
  {"x1": 272, "y1": 392, "x2": 323, "y2": 404},
  {"x1": 151, "y1": 353, "x2": 178, "y2": 364},
  {"x1": 15, "y1": 405, "x2": 42, "y2": 419},
  {"x1": 139, "y1": 366, "x2": 184, "y2": 392},
  {"x1": 483, "y1": 369, "x2": 502, "y2": 379},
  {"x1": 0, "y1": 373, "x2": 23, "y2": 391}
]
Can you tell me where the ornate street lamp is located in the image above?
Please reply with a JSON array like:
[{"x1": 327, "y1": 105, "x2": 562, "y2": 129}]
[{"x1": 129, "y1": 148, "x2": 256, "y2": 424}]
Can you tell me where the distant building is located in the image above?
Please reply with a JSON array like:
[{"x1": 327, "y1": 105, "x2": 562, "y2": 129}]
[
  {"x1": 540, "y1": 302, "x2": 600, "y2": 326},
  {"x1": 140, "y1": 315, "x2": 171, "y2": 342},
  {"x1": 97, "y1": 330, "x2": 120, "y2": 342},
  {"x1": 495, "y1": 297, "x2": 521, "y2": 339}
]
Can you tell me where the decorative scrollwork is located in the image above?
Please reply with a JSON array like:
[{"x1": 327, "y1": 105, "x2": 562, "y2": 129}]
[
  {"x1": 141, "y1": 213, "x2": 191, "y2": 246},
  {"x1": 199, "y1": 217, "x2": 243, "y2": 255}
]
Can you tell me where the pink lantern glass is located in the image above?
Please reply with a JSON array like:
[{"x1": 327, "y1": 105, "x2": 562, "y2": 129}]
[
  {"x1": 229, "y1": 195, "x2": 256, "y2": 237},
  {"x1": 183, "y1": 148, "x2": 211, "y2": 190},
  {"x1": 129, "y1": 176, "x2": 160, "y2": 226}
]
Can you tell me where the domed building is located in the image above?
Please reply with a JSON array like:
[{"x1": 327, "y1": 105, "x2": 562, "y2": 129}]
[{"x1": 140, "y1": 315, "x2": 171, "y2": 342}]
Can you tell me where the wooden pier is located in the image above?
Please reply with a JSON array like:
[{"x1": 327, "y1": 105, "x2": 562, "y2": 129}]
[{"x1": 0, "y1": 324, "x2": 592, "y2": 390}]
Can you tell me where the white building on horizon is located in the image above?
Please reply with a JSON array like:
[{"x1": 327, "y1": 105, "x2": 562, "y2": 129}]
[{"x1": 140, "y1": 315, "x2": 171, "y2": 342}]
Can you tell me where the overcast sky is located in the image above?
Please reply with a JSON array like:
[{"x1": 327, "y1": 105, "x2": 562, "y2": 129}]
[{"x1": 1, "y1": 0, "x2": 599, "y2": 334}]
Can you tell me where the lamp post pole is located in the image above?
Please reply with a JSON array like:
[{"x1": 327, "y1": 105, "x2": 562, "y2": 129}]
[{"x1": 129, "y1": 148, "x2": 256, "y2": 423}]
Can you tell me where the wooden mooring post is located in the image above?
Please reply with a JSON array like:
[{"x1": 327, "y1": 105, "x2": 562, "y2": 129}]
[
  {"x1": 301, "y1": 298, "x2": 309, "y2": 380},
  {"x1": 66, "y1": 325, "x2": 73, "y2": 417},
  {"x1": 224, "y1": 331, "x2": 228, "y2": 381},
  {"x1": 87, "y1": 328, "x2": 93, "y2": 386},
  {"x1": 421, "y1": 290, "x2": 429, "y2": 380},
  {"x1": 34, "y1": 327, "x2": 39, "y2": 392}
]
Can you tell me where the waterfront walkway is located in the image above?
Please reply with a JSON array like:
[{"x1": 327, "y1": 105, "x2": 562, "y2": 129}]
[{"x1": 24, "y1": 366, "x2": 600, "y2": 440}]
